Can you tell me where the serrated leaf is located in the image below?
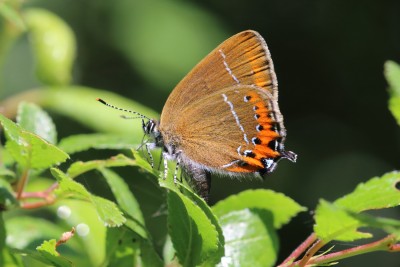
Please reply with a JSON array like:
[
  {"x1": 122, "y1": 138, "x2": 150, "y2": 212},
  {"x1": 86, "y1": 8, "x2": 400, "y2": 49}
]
[
  {"x1": 52, "y1": 168, "x2": 126, "y2": 227},
  {"x1": 67, "y1": 154, "x2": 136, "y2": 178},
  {"x1": 314, "y1": 200, "x2": 372, "y2": 242},
  {"x1": 0, "y1": 114, "x2": 68, "y2": 169},
  {"x1": 213, "y1": 189, "x2": 306, "y2": 229},
  {"x1": 91, "y1": 195, "x2": 126, "y2": 227},
  {"x1": 167, "y1": 189, "x2": 220, "y2": 267},
  {"x1": 334, "y1": 171, "x2": 400, "y2": 212},
  {"x1": 385, "y1": 60, "x2": 400, "y2": 97},
  {"x1": 99, "y1": 168, "x2": 146, "y2": 237},
  {"x1": 36, "y1": 239, "x2": 73, "y2": 267},
  {"x1": 17, "y1": 102, "x2": 57, "y2": 144},
  {"x1": 58, "y1": 133, "x2": 137, "y2": 154},
  {"x1": 217, "y1": 209, "x2": 278, "y2": 267},
  {"x1": 52, "y1": 168, "x2": 90, "y2": 198}
]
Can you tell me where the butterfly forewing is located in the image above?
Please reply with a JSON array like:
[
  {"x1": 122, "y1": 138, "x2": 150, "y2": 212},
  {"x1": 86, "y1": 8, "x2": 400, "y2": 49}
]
[{"x1": 160, "y1": 30, "x2": 277, "y2": 127}]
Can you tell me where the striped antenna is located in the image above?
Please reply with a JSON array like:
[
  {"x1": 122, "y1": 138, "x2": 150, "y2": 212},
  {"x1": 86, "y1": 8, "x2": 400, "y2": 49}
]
[{"x1": 96, "y1": 98, "x2": 150, "y2": 120}]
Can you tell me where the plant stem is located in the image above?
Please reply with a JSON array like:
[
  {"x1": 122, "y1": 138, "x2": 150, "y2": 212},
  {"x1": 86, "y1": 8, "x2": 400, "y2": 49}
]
[
  {"x1": 16, "y1": 168, "x2": 29, "y2": 199},
  {"x1": 297, "y1": 238, "x2": 326, "y2": 267},
  {"x1": 19, "y1": 182, "x2": 59, "y2": 209},
  {"x1": 308, "y1": 234, "x2": 397, "y2": 265},
  {"x1": 279, "y1": 233, "x2": 318, "y2": 266}
]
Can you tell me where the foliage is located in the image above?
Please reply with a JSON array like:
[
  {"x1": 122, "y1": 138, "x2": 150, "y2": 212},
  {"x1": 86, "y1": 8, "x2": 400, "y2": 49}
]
[{"x1": 1, "y1": 4, "x2": 400, "y2": 267}]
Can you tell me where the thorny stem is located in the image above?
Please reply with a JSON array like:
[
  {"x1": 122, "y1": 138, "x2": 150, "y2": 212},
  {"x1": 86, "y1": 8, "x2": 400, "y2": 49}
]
[{"x1": 279, "y1": 233, "x2": 318, "y2": 266}]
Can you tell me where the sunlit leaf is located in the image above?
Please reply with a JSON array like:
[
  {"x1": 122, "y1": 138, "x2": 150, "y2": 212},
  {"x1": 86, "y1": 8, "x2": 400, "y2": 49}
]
[
  {"x1": 167, "y1": 189, "x2": 221, "y2": 266},
  {"x1": 217, "y1": 209, "x2": 278, "y2": 267},
  {"x1": 334, "y1": 171, "x2": 400, "y2": 212},
  {"x1": 36, "y1": 239, "x2": 73, "y2": 267},
  {"x1": 0, "y1": 114, "x2": 68, "y2": 169},
  {"x1": 67, "y1": 154, "x2": 136, "y2": 178},
  {"x1": 213, "y1": 189, "x2": 305, "y2": 229},
  {"x1": 59, "y1": 133, "x2": 136, "y2": 154},
  {"x1": 17, "y1": 102, "x2": 57, "y2": 144}
]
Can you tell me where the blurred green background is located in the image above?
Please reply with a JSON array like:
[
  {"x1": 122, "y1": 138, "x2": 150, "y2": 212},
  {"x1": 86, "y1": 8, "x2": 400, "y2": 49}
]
[{"x1": 1, "y1": 0, "x2": 400, "y2": 266}]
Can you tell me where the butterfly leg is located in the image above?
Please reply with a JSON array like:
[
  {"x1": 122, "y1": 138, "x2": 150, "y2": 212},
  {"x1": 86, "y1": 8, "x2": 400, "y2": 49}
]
[
  {"x1": 145, "y1": 143, "x2": 155, "y2": 168},
  {"x1": 173, "y1": 159, "x2": 181, "y2": 184},
  {"x1": 163, "y1": 154, "x2": 168, "y2": 179}
]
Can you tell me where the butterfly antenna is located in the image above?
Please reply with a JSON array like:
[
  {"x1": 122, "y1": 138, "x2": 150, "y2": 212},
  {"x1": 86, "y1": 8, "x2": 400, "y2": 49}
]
[{"x1": 96, "y1": 98, "x2": 150, "y2": 120}]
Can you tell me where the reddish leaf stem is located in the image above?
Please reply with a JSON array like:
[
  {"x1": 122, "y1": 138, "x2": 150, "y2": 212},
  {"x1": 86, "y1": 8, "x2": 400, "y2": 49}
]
[
  {"x1": 279, "y1": 233, "x2": 318, "y2": 266},
  {"x1": 16, "y1": 168, "x2": 29, "y2": 199},
  {"x1": 307, "y1": 234, "x2": 398, "y2": 266},
  {"x1": 297, "y1": 238, "x2": 326, "y2": 267},
  {"x1": 19, "y1": 182, "x2": 59, "y2": 209}
]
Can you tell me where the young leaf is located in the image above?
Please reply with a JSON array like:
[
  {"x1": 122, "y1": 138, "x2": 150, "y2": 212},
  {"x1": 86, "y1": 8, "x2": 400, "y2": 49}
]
[
  {"x1": 67, "y1": 154, "x2": 136, "y2": 179},
  {"x1": 58, "y1": 133, "x2": 136, "y2": 154},
  {"x1": 0, "y1": 114, "x2": 68, "y2": 169},
  {"x1": 51, "y1": 168, "x2": 126, "y2": 227},
  {"x1": 99, "y1": 168, "x2": 145, "y2": 226},
  {"x1": 334, "y1": 171, "x2": 400, "y2": 212},
  {"x1": 17, "y1": 102, "x2": 57, "y2": 144},
  {"x1": 167, "y1": 189, "x2": 221, "y2": 267},
  {"x1": 90, "y1": 196, "x2": 126, "y2": 227},
  {"x1": 212, "y1": 189, "x2": 306, "y2": 229},
  {"x1": 314, "y1": 200, "x2": 372, "y2": 242},
  {"x1": 217, "y1": 209, "x2": 279, "y2": 267},
  {"x1": 36, "y1": 239, "x2": 73, "y2": 267}
]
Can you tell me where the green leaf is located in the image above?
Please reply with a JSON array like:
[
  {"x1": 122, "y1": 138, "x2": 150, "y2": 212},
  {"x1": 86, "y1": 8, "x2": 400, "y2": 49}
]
[
  {"x1": 67, "y1": 154, "x2": 136, "y2": 179},
  {"x1": 99, "y1": 168, "x2": 145, "y2": 235},
  {"x1": 385, "y1": 61, "x2": 400, "y2": 124},
  {"x1": 389, "y1": 96, "x2": 400, "y2": 125},
  {"x1": 213, "y1": 189, "x2": 306, "y2": 229},
  {"x1": 52, "y1": 168, "x2": 126, "y2": 227},
  {"x1": 39, "y1": 87, "x2": 158, "y2": 135},
  {"x1": 0, "y1": 178, "x2": 18, "y2": 209},
  {"x1": 23, "y1": 8, "x2": 76, "y2": 86},
  {"x1": 334, "y1": 171, "x2": 400, "y2": 212},
  {"x1": 0, "y1": 215, "x2": 5, "y2": 266},
  {"x1": 0, "y1": 113, "x2": 68, "y2": 169},
  {"x1": 314, "y1": 200, "x2": 372, "y2": 242},
  {"x1": 59, "y1": 133, "x2": 136, "y2": 154},
  {"x1": 104, "y1": 226, "x2": 163, "y2": 267},
  {"x1": 385, "y1": 60, "x2": 400, "y2": 97},
  {"x1": 217, "y1": 209, "x2": 279, "y2": 267},
  {"x1": 167, "y1": 189, "x2": 220, "y2": 267},
  {"x1": 52, "y1": 168, "x2": 90, "y2": 198},
  {"x1": 104, "y1": 227, "x2": 139, "y2": 266},
  {"x1": 17, "y1": 102, "x2": 57, "y2": 144},
  {"x1": 36, "y1": 239, "x2": 73, "y2": 267},
  {"x1": 91, "y1": 196, "x2": 126, "y2": 227}
]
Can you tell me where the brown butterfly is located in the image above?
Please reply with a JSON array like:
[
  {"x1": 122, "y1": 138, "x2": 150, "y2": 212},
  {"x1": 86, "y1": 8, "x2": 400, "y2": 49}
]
[{"x1": 99, "y1": 30, "x2": 296, "y2": 201}]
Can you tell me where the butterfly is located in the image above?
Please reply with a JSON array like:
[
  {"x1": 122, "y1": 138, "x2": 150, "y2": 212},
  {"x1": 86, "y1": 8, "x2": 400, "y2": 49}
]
[{"x1": 98, "y1": 30, "x2": 296, "y2": 202}]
